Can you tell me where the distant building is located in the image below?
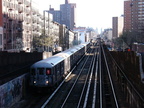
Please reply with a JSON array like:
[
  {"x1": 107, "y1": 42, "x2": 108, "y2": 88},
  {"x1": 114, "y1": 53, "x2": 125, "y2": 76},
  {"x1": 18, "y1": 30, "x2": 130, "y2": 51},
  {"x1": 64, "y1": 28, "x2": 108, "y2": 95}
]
[
  {"x1": 60, "y1": 0, "x2": 76, "y2": 30},
  {"x1": 124, "y1": 0, "x2": 132, "y2": 32},
  {"x1": 59, "y1": 24, "x2": 75, "y2": 50},
  {"x1": 102, "y1": 28, "x2": 112, "y2": 46},
  {"x1": 47, "y1": 0, "x2": 76, "y2": 30},
  {"x1": 112, "y1": 16, "x2": 124, "y2": 38},
  {"x1": 73, "y1": 27, "x2": 87, "y2": 43},
  {"x1": 73, "y1": 27, "x2": 96, "y2": 43},
  {"x1": 103, "y1": 28, "x2": 112, "y2": 40},
  {"x1": 48, "y1": 6, "x2": 62, "y2": 24}
]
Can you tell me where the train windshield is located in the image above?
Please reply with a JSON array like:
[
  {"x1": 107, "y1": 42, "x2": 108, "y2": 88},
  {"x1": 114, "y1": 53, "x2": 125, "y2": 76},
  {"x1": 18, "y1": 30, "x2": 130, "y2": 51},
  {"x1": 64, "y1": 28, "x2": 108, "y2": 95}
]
[
  {"x1": 31, "y1": 68, "x2": 36, "y2": 75},
  {"x1": 38, "y1": 68, "x2": 44, "y2": 75}
]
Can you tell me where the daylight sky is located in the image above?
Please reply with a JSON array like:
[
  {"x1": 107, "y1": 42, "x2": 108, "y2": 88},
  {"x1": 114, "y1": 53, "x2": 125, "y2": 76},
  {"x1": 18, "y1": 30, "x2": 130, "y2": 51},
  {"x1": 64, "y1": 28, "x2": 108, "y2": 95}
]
[{"x1": 34, "y1": 0, "x2": 124, "y2": 30}]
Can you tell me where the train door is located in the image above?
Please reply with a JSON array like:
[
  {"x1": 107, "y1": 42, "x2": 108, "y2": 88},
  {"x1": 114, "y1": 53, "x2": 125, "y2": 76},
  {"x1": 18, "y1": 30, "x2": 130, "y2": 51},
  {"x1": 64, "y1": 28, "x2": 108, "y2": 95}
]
[
  {"x1": 64, "y1": 57, "x2": 70, "y2": 74},
  {"x1": 57, "y1": 64, "x2": 61, "y2": 80},
  {"x1": 70, "y1": 55, "x2": 73, "y2": 67},
  {"x1": 52, "y1": 67, "x2": 56, "y2": 84},
  {"x1": 55, "y1": 64, "x2": 61, "y2": 82},
  {"x1": 53, "y1": 66, "x2": 57, "y2": 84},
  {"x1": 60, "y1": 61, "x2": 64, "y2": 76}
]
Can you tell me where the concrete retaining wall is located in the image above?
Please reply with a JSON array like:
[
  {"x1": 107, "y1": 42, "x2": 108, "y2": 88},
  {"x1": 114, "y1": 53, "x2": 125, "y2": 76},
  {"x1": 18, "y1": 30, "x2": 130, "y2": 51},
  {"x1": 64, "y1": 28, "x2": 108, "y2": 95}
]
[
  {"x1": 0, "y1": 51, "x2": 52, "y2": 107},
  {"x1": 0, "y1": 51, "x2": 52, "y2": 75},
  {"x1": 0, "y1": 74, "x2": 28, "y2": 108}
]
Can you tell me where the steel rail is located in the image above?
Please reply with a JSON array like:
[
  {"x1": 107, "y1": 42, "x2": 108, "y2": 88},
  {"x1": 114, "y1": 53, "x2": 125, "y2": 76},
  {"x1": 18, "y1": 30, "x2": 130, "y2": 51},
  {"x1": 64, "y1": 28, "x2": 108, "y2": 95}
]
[
  {"x1": 99, "y1": 41, "x2": 103, "y2": 108},
  {"x1": 60, "y1": 48, "x2": 95, "y2": 108},
  {"x1": 92, "y1": 47, "x2": 99, "y2": 108},
  {"x1": 102, "y1": 45, "x2": 119, "y2": 108},
  {"x1": 76, "y1": 46, "x2": 98, "y2": 108},
  {"x1": 83, "y1": 46, "x2": 97, "y2": 108}
]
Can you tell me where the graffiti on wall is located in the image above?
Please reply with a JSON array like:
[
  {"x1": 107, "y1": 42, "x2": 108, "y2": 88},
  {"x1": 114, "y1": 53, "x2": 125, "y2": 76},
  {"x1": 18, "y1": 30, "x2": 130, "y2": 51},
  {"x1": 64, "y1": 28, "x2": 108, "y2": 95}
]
[{"x1": 0, "y1": 74, "x2": 27, "y2": 108}]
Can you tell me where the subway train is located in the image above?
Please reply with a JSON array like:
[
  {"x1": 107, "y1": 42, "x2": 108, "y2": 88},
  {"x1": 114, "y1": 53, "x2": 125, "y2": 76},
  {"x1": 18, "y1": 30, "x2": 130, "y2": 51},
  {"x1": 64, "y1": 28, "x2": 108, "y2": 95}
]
[{"x1": 29, "y1": 42, "x2": 90, "y2": 88}]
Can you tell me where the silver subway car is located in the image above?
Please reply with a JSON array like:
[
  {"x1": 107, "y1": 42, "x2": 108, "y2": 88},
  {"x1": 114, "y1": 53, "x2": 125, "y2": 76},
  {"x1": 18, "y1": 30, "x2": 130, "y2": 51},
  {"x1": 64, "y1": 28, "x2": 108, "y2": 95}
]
[{"x1": 29, "y1": 42, "x2": 90, "y2": 88}]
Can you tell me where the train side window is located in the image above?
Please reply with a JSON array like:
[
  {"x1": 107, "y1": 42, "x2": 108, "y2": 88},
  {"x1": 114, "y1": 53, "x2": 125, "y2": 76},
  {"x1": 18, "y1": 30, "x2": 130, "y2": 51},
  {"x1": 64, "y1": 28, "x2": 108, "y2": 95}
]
[
  {"x1": 38, "y1": 68, "x2": 44, "y2": 75},
  {"x1": 31, "y1": 68, "x2": 36, "y2": 75}
]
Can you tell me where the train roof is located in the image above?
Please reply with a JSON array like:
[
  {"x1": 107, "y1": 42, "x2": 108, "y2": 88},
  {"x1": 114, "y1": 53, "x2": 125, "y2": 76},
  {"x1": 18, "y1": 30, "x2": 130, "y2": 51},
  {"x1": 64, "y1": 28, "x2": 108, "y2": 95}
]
[
  {"x1": 81, "y1": 42, "x2": 90, "y2": 46},
  {"x1": 62, "y1": 44, "x2": 84, "y2": 56},
  {"x1": 55, "y1": 43, "x2": 85, "y2": 58},
  {"x1": 31, "y1": 56, "x2": 64, "y2": 68},
  {"x1": 31, "y1": 42, "x2": 89, "y2": 68}
]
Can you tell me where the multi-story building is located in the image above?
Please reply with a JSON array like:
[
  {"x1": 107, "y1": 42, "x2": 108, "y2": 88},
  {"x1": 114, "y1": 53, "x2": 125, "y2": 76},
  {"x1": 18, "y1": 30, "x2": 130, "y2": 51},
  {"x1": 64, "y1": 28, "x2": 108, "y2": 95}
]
[
  {"x1": 73, "y1": 27, "x2": 95, "y2": 43},
  {"x1": 0, "y1": 0, "x2": 76, "y2": 52},
  {"x1": 67, "y1": 30, "x2": 74, "y2": 48},
  {"x1": 73, "y1": 27, "x2": 86, "y2": 43},
  {"x1": 48, "y1": 0, "x2": 76, "y2": 30},
  {"x1": 59, "y1": 24, "x2": 68, "y2": 50},
  {"x1": 0, "y1": 0, "x2": 56, "y2": 52},
  {"x1": 60, "y1": 0, "x2": 76, "y2": 30},
  {"x1": 102, "y1": 28, "x2": 112, "y2": 46},
  {"x1": 131, "y1": 0, "x2": 143, "y2": 32},
  {"x1": 102, "y1": 28, "x2": 112, "y2": 40},
  {"x1": 112, "y1": 16, "x2": 124, "y2": 38},
  {"x1": 59, "y1": 24, "x2": 75, "y2": 50},
  {"x1": 124, "y1": 0, "x2": 144, "y2": 32},
  {"x1": 0, "y1": 0, "x2": 33, "y2": 51},
  {"x1": 52, "y1": 21, "x2": 60, "y2": 47},
  {"x1": 124, "y1": 0, "x2": 132, "y2": 32},
  {"x1": 48, "y1": 6, "x2": 62, "y2": 25}
]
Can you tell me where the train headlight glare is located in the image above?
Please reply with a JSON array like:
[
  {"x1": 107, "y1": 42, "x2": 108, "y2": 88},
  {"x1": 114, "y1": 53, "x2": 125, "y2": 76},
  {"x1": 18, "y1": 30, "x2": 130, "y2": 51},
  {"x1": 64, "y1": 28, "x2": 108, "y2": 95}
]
[
  {"x1": 34, "y1": 81, "x2": 36, "y2": 84},
  {"x1": 46, "y1": 81, "x2": 49, "y2": 84}
]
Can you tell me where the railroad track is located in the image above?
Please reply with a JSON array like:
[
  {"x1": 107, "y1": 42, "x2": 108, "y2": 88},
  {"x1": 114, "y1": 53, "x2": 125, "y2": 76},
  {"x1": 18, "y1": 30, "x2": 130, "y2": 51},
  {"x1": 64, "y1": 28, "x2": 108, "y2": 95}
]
[
  {"x1": 11, "y1": 44, "x2": 95, "y2": 108},
  {"x1": 12, "y1": 41, "x2": 120, "y2": 108},
  {"x1": 41, "y1": 44, "x2": 99, "y2": 108},
  {"x1": 97, "y1": 44, "x2": 119, "y2": 108},
  {"x1": 40, "y1": 41, "x2": 119, "y2": 108}
]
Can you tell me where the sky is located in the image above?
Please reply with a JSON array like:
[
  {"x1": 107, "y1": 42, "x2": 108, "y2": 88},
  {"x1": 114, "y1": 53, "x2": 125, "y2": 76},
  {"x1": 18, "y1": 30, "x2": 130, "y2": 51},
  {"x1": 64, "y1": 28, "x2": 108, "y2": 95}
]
[{"x1": 34, "y1": 0, "x2": 124, "y2": 30}]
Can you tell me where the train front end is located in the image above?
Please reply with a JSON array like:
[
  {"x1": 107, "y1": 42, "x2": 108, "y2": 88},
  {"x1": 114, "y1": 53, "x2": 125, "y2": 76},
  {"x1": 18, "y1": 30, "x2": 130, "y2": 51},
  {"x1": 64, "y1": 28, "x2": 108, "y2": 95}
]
[{"x1": 29, "y1": 62, "x2": 53, "y2": 88}]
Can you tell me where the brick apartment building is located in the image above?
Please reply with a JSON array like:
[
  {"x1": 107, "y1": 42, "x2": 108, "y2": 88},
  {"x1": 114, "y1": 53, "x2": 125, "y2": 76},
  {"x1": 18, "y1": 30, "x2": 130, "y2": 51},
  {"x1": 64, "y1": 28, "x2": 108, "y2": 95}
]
[
  {"x1": 0, "y1": 0, "x2": 61, "y2": 52},
  {"x1": 124, "y1": 0, "x2": 144, "y2": 32},
  {"x1": 0, "y1": 0, "x2": 34, "y2": 51},
  {"x1": 124, "y1": 0, "x2": 132, "y2": 32}
]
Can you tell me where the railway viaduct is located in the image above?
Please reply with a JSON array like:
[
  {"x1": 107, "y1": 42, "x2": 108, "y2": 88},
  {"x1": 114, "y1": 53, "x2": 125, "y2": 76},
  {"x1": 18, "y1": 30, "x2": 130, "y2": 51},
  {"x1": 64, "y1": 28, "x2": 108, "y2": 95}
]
[{"x1": 0, "y1": 49, "x2": 143, "y2": 107}]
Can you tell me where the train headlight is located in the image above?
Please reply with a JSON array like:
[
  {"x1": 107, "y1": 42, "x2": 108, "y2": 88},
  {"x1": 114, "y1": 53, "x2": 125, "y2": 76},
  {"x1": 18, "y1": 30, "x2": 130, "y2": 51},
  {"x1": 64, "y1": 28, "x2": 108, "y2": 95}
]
[
  {"x1": 46, "y1": 81, "x2": 49, "y2": 84},
  {"x1": 34, "y1": 81, "x2": 36, "y2": 84}
]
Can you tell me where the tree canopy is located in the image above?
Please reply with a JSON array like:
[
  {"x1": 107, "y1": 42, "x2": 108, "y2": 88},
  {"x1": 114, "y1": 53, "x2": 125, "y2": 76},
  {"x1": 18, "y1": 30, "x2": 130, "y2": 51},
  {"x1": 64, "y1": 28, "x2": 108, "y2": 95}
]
[{"x1": 33, "y1": 29, "x2": 54, "y2": 51}]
